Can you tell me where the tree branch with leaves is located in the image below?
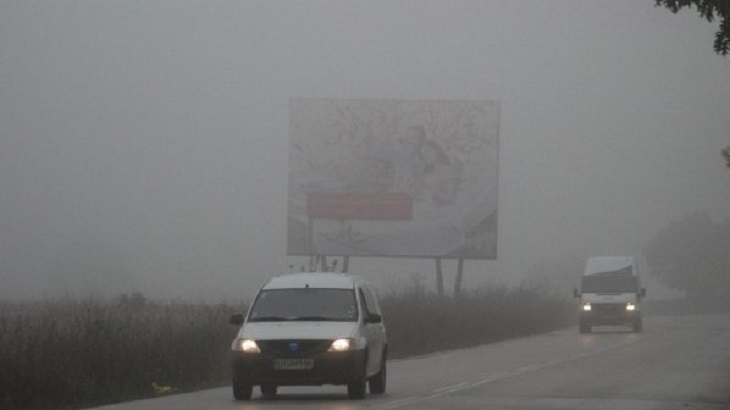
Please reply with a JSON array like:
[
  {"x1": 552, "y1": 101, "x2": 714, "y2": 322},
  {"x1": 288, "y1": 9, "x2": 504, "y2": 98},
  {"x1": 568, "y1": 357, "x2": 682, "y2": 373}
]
[{"x1": 654, "y1": 0, "x2": 730, "y2": 56}]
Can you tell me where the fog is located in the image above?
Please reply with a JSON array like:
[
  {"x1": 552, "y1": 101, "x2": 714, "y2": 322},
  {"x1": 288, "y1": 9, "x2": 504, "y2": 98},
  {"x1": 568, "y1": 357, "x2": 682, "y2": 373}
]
[{"x1": 1, "y1": 0, "x2": 729, "y2": 301}]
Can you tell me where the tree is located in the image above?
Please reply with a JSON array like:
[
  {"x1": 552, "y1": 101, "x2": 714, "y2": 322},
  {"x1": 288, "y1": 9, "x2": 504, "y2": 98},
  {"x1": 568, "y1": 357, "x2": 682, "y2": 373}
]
[
  {"x1": 654, "y1": 0, "x2": 730, "y2": 56},
  {"x1": 643, "y1": 212, "x2": 730, "y2": 299},
  {"x1": 654, "y1": 2, "x2": 730, "y2": 169}
]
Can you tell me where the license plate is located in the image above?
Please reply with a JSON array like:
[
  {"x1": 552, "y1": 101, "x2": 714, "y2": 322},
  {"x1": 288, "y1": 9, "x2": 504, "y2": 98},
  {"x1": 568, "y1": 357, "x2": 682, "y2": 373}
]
[{"x1": 273, "y1": 358, "x2": 314, "y2": 370}]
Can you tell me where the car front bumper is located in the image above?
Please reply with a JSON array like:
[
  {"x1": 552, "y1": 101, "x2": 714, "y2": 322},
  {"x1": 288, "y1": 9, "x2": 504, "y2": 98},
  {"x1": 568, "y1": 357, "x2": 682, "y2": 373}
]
[{"x1": 232, "y1": 349, "x2": 366, "y2": 386}]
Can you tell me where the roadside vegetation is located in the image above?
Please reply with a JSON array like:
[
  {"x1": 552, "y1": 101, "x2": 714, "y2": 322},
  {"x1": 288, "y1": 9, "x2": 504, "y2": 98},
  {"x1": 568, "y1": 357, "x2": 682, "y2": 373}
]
[
  {"x1": 0, "y1": 284, "x2": 574, "y2": 410},
  {"x1": 0, "y1": 295, "x2": 240, "y2": 410},
  {"x1": 382, "y1": 283, "x2": 575, "y2": 358}
]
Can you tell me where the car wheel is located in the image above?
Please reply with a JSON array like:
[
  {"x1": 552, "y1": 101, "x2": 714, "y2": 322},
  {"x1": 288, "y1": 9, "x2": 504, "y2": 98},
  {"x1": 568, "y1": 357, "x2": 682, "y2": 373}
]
[
  {"x1": 232, "y1": 379, "x2": 252, "y2": 400},
  {"x1": 369, "y1": 352, "x2": 387, "y2": 394},
  {"x1": 348, "y1": 378, "x2": 366, "y2": 399},
  {"x1": 348, "y1": 358, "x2": 367, "y2": 400},
  {"x1": 260, "y1": 384, "x2": 277, "y2": 398}
]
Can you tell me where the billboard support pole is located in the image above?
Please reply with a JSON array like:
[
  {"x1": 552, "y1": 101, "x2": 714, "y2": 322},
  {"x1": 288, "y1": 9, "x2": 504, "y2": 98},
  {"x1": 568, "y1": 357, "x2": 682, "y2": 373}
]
[
  {"x1": 454, "y1": 258, "x2": 464, "y2": 296},
  {"x1": 309, "y1": 255, "x2": 316, "y2": 272},
  {"x1": 435, "y1": 258, "x2": 444, "y2": 297}
]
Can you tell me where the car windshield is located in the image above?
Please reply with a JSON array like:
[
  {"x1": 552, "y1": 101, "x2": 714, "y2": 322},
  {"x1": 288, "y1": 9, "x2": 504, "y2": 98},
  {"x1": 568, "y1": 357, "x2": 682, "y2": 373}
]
[{"x1": 248, "y1": 288, "x2": 357, "y2": 322}]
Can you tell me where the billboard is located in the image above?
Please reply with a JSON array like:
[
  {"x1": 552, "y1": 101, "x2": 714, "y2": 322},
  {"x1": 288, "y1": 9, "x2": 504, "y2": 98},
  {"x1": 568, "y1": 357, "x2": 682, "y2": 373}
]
[{"x1": 287, "y1": 99, "x2": 499, "y2": 259}]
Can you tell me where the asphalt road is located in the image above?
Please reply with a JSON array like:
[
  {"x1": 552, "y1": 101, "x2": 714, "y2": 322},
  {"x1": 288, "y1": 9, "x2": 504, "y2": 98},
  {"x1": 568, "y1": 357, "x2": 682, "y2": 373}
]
[{"x1": 94, "y1": 313, "x2": 730, "y2": 410}]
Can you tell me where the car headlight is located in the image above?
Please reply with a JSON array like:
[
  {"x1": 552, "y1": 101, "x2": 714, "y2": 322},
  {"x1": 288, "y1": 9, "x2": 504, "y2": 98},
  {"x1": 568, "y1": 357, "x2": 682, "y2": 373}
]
[
  {"x1": 626, "y1": 303, "x2": 636, "y2": 311},
  {"x1": 328, "y1": 338, "x2": 354, "y2": 352},
  {"x1": 582, "y1": 303, "x2": 592, "y2": 311},
  {"x1": 232, "y1": 338, "x2": 261, "y2": 353}
]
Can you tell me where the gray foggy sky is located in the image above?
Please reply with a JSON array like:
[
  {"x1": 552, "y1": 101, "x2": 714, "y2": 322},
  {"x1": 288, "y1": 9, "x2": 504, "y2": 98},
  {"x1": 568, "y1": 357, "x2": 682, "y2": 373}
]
[{"x1": 1, "y1": 1, "x2": 729, "y2": 300}]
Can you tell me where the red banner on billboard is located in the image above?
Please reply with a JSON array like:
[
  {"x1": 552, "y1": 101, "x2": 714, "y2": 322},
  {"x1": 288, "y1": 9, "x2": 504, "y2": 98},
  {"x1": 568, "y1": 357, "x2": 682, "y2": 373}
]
[{"x1": 307, "y1": 192, "x2": 413, "y2": 220}]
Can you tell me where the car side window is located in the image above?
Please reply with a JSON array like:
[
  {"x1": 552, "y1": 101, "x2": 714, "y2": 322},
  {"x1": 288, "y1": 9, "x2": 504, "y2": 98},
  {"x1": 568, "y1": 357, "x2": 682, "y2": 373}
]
[
  {"x1": 358, "y1": 288, "x2": 371, "y2": 318},
  {"x1": 361, "y1": 287, "x2": 381, "y2": 315}
]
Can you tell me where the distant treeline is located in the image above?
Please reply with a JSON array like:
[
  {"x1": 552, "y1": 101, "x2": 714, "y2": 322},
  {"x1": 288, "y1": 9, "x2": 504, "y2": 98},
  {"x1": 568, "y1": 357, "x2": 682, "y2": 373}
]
[{"x1": 0, "y1": 285, "x2": 574, "y2": 409}]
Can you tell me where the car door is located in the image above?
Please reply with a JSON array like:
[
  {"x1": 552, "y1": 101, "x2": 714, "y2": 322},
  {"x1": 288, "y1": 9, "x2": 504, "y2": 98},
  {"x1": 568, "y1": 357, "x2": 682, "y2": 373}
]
[{"x1": 358, "y1": 287, "x2": 385, "y2": 376}]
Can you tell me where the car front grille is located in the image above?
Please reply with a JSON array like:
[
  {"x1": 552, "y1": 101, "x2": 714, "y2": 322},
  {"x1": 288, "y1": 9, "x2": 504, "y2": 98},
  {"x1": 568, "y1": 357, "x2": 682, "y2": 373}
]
[
  {"x1": 257, "y1": 340, "x2": 332, "y2": 357},
  {"x1": 592, "y1": 303, "x2": 624, "y2": 314}
]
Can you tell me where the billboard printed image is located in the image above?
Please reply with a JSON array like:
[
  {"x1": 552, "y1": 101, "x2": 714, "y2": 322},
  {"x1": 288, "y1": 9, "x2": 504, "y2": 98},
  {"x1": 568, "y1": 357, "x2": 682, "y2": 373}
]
[{"x1": 288, "y1": 99, "x2": 500, "y2": 259}]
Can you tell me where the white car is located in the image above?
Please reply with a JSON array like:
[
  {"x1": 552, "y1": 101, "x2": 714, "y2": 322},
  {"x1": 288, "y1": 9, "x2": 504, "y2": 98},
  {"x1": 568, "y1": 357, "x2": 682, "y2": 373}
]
[{"x1": 229, "y1": 272, "x2": 387, "y2": 400}]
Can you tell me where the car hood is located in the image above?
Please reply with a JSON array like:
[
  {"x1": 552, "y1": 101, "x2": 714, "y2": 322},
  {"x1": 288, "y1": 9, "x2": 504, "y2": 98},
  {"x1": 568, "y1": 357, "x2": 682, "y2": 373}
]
[{"x1": 237, "y1": 321, "x2": 359, "y2": 340}]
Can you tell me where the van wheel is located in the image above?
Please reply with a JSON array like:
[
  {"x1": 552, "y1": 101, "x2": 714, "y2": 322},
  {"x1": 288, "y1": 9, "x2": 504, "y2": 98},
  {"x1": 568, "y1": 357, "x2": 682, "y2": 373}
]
[
  {"x1": 260, "y1": 384, "x2": 277, "y2": 398},
  {"x1": 632, "y1": 318, "x2": 643, "y2": 333},
  {"x1": 579, "y1": 320, "x2": 591, "y2": 334},
  {"x1": 369, "y1": 353, "x2": 387, "y2": 394},
  {"x1": 232, "y1": 380, "x2": 252, "y2": 400}
]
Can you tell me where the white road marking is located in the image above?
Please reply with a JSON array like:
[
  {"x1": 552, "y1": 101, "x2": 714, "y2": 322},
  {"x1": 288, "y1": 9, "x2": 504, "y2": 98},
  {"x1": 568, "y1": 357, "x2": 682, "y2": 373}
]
[
  {"x1": 375, "y1": 341, "x2": 632, "y2": 410},
  {"x1": 432, "y1": 382, "x2": 471, "y2": 394}
]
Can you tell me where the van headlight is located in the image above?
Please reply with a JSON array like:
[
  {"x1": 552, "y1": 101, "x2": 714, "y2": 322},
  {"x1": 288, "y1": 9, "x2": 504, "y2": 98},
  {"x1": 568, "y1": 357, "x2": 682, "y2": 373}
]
[
  {"x1": 626, "y1": 303, "x2": 636, "y2": 311},
  {"x1": 328, "y1": 338, "x2": 354, "y2": 352},
  {"x1": 232, "y1": 338, "x2": 261, "y2": 353},
  {"x1": 582, "y1": 303, "x2": 592, "y2": 311}
]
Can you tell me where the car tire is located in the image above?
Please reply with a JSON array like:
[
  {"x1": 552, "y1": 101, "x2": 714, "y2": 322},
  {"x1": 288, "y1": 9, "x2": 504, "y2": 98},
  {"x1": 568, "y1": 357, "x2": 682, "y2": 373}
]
[
  {"x1": 348, "y1": 378, "x2": 366, "y2": 399},
  {"x1": 348, "y1": 358, "x2": 367, "y2": 400},
  {"x1": 260, "y1": 384, "x2": 277, "y2": 398},
  {"x1": 368, "y1": 352, "x2": 387, "y2": 394},
  {"x1": 232, "y1": 380, "x2": 252, "y2": 400}
]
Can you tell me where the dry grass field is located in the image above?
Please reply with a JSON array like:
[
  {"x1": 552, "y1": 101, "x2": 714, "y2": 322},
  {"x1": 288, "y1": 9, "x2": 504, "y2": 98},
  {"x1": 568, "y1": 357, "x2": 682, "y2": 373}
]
[{"x1": 0, "y1": 285, "x2": 573, "y2": 409}]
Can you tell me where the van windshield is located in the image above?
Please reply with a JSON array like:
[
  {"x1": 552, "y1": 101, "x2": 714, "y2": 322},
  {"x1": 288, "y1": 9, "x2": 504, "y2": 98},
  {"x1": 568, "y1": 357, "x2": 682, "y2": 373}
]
[
  {"x1": 248, "y1": 288, "x2": 357, "y2": 322},
  {"x1": 581, "y1": 275, "x2": 638, "y2": 294}
]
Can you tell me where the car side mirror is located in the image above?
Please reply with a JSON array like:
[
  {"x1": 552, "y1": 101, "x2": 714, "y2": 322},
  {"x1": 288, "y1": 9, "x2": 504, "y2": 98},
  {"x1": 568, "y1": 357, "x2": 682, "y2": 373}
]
[
  {"x1": 573, "y1": 289, "x2": 580, "y2": 298},
  {"x1": 640, "y1": 288, "x2": 647, "y2": 298},
  {"x1": 229, "y1": 314, "x2": 245, "y2": 326},
  {"x1": 364, "y1": 313, "x2": 382, "y2": 324}
]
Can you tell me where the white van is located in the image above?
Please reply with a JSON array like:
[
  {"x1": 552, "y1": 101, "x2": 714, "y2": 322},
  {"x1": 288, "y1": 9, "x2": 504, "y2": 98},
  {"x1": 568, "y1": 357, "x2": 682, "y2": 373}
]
[
  {"x1": 574, "y1": 256, "x2": 646, "y2": 333},
  {"x1": 229, "y1": 272, "x2": 387, "y2": 400}
]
